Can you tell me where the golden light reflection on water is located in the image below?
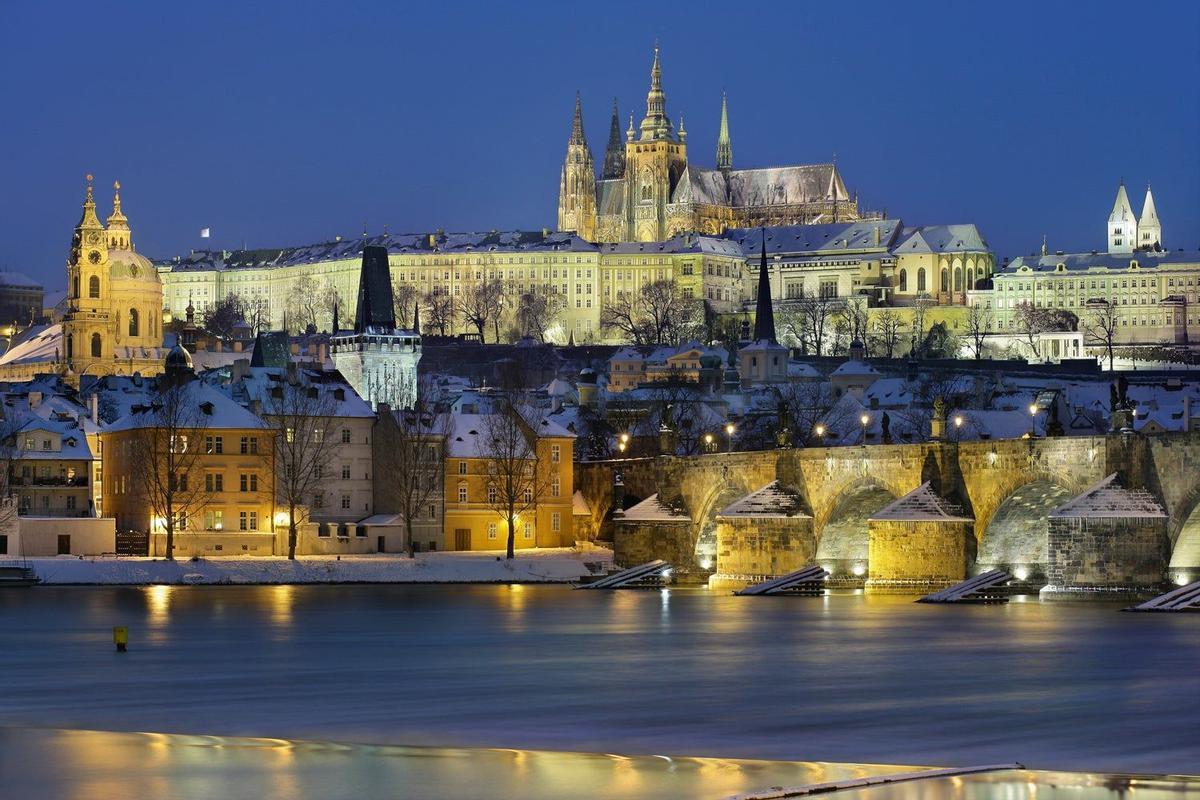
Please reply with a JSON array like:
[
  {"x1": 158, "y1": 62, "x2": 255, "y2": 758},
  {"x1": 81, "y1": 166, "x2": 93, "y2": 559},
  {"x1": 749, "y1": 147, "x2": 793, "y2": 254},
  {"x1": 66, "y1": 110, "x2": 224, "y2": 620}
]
[
  {"x1": 269, "y1": 585, "x2": 295, "y2": 629},
  {"x1": 145, "y1": 584, "x2": 173, "y2": 637}
]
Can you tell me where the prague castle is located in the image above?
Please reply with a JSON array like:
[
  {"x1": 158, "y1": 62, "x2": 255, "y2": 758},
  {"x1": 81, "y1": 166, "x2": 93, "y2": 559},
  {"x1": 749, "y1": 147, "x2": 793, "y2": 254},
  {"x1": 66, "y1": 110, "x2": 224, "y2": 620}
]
[
  {"x1": 0, "y1": 177, "x2": 166, "y2": 383},
  {"x1": 558, "y1": 47, "x2": 862, "y2": 243}
]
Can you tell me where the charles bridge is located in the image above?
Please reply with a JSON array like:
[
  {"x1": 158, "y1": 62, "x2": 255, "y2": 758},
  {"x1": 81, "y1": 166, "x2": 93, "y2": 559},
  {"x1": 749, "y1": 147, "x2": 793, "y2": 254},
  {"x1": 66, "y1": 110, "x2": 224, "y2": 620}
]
[{"x1": 576, "y1": 432, "x2": 1200, "y2": 597}]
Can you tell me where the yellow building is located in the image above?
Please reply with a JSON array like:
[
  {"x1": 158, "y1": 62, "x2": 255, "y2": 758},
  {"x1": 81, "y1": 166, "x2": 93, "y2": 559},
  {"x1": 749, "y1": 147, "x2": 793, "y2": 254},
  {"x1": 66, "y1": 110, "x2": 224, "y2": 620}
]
[
  {"x1": 442, "y1": 412, "x2": 575, "y2": 551},
  {"x1": 101, "y1": 354, "x2": 277, "y2": 557},
  {"x1": 0, "y1": 176, "x2": 166, "y2": 384}
]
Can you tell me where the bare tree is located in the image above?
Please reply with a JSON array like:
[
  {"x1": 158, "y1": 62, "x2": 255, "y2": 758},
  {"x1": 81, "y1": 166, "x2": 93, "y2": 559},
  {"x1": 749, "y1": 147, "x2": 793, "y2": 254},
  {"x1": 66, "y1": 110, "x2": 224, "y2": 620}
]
[
  {"x1": 266, "y1": 368, "x2": 341, "y2": 559},
  {"x1": 647, "y1": 382, "x2": 708, "y2": 455},
  {"x1": 600, "y1": 279, "x2": 701, "y2": 346},
  {"x1": 1014, "y1": 301, "x2": 1077, "y2": 360},
  {"x1": 203, "y1": 294, "x2": 245, "y2": 339},
  {"x1": 243, "y1": 295, "x2": 271, "y2": 335},
  {"x1": 373, "y1": 377, "x2": 447, "y2": 555},
  {"x1": 129, "y1": 381, "x2": 212, "y2": 559},
  {"x1": 1083, "y1": 299, "x2": 1119, "y2": 371},
  {"x1": 965, "y1": 303, "x2": 993, "y2": 360},
  {"x1": 786, "y1": 288, "x2": 838, "y2": 355},
  {"x1": 0, "y1": 415, "x2": 27, "y2": 534},
  {"x1": 457, "y1": 279, "x2": 505, "y2": 342},
  {"x1": 314, "y1": 279, "x2": 341, "y2": 333},
  {"x1": 911, "y1": 294, "x2": 935, "y2": 357},
  {"x1": 834, "y1": 296, "x2": 870, "y2": 355},
  {"x1": 423, "y1": 291, "x2": 454, "y2": 336},
  {"x1": 515, "y1": 287, "x2": 562, "y2": 343},
  {"x1": 285, "y1": 274, "x2": 320, "y2": 333},
  {"x1": 391, "y1": 280, "x2": 419, "y2": 330},
  {"x1": 872, "y1": 307, "x2": 903, "y2": 359},
  {"x1": 480, "y1": 401, "x2": 551, "y2": 560}
]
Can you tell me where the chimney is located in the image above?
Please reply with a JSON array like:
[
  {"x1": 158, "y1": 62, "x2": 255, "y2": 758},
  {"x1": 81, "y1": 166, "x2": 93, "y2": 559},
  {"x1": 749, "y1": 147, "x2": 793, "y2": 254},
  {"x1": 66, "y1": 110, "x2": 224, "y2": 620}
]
[
  {"x1": 89, "y1": 393, "x2": 98, "y2": 425},
  {"x1": 28, "y1": 391, "x2": 41, "y2": 409}
]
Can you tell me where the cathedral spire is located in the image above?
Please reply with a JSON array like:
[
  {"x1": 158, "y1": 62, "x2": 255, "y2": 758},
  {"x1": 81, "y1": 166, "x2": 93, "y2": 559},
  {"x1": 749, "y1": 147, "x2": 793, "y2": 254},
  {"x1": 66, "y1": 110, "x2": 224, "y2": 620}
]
[
  {"x1": 569, "y1": 91, "x2": 587, "y2": 146},
  {"x1": 78, "y1": 174, "x2": 102, "y2": 231},
  {"x1": 639, "y1": 43, "x2": 674, "y2": 141},
  {"x1": 1108, "y1": 180, "x2": 1136, "y2": 254},
  {"x1": 602, "y1": 98, "x2": 625, "y2": 179},
  {"x1": 1138, "y1": 183, "x2": 1161, "y2": 250},
  {"x1": 752, "y1": 229, "x2": 776, "y2": 343},
  {"x1": 716, "y1": 92, "x2": 732, "y2": 172}
]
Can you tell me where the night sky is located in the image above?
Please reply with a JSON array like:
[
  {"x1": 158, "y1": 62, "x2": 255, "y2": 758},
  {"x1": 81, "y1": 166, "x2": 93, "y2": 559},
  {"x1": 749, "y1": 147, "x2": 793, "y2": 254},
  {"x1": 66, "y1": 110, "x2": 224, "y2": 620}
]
[{"x1": 1, "y1": 0, "x2": 1197, "y2": 291}]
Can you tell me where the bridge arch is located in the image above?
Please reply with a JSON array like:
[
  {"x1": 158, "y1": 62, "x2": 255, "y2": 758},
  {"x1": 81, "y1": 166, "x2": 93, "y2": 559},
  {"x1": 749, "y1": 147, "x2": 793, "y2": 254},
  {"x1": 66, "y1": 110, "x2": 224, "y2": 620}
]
[
  {"x1": 815, "y1": 479, "x2": 900, "y2": 578},
  {"x1": 1168, "y1": 484, "x2": 1200, "y2": 582},
  {"x1": 976, "y1": 477, "x2": 1075, "y2": 582}
]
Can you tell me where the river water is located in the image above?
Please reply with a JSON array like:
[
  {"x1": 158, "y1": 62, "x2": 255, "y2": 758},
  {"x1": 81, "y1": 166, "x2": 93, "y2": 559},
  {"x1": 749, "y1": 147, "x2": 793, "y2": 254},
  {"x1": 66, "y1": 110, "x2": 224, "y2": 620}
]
[{"x1": 2, "y1": 586, "x2": 1198, "y2": 777}]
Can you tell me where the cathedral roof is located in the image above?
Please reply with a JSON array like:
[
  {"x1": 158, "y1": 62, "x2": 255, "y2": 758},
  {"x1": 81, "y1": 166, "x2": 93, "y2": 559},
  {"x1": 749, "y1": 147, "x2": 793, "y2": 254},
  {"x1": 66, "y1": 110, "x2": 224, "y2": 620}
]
[
  {"x1": 727, "y1": 220, "x2": 902, "y2": 255},
  {"x1": 892, "y1": 224, "x2": 989, "y2": 254},
  {"x1": 672, "y1": 164, "x2": 848, "y2": 208},
  {"x1": 597, "y1": 179, "x2": 625, "y2": 217}
]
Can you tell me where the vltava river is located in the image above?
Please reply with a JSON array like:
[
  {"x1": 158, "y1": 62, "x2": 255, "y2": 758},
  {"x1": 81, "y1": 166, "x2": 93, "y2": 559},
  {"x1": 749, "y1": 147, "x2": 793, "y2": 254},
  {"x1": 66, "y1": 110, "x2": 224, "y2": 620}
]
[{"x1": 2, "y1": 585, "x2": 1197, "y2": 773}]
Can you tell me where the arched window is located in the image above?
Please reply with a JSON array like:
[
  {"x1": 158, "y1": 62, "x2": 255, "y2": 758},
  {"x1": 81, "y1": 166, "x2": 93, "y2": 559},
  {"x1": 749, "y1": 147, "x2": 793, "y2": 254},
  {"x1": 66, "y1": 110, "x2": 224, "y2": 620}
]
[
  {"x1": 73, "y1": 276, "x2": 80, "y2": 299},
  {"x1": 940, "y1": 269, "x2": 949, "y2": 293},
  {"x1": 917, "y1": 268, "x2": 927, "y2": 292},
  {"x1": 954, "y1": 267, "x2": 962, "y2": 291},
  {"x1": 90, "y1": 332, "x2": 102, "y2": 358},
  {"x1": 967, "y1": 267, "x2": 975, "y2": 289},
  {"x1": 899, "y1": 269, "x2": 908, "y2": 292},
  {"x1": 66, "y1": 334, "x2": 73, "y2": 358},
  {"x1": 129, "y1": 308, "x2": 139, "y2": 337},
  {"x1": 88, "y1": 276, "x2": 100, "y2": 298}
]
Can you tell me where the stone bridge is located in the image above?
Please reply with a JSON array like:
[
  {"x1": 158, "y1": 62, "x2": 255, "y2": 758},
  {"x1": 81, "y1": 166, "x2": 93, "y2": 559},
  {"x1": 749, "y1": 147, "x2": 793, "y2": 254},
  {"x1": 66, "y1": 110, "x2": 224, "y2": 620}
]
[{"x1": 575, "y1": 433, "x2": 1200, "y2": 598}]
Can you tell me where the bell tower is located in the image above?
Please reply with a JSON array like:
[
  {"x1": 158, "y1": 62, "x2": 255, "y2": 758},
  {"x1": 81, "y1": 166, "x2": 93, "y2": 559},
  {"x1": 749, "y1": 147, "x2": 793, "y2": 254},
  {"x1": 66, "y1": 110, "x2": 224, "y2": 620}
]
[
  {"x1": 623, "y1": 45, "x2": 688, "y2": 241},
  {"x1": 556, "y1": 92, "x2": 597, "y2": 241},
  {"x1": 64, "y1": 175, "x2": 112, "y2": 372},
  {"x1": 106, "y1": 180, "x2": 132, "y2": 250}
]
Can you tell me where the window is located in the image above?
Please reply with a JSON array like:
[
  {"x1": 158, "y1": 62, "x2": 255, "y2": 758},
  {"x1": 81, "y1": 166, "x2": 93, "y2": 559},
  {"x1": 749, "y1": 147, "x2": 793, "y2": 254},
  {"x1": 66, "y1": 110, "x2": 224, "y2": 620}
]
[
  {"x1": 341, "y1": 464, "x2": 351, "y2": 480},
  {"x1": 487, "y1": 486, "x2": 497, "y2": 504},
  {"x1": 551, "y1": 512, "x2": 561, "y2": 532},
  {"x1": 91, "y1": 332, "x2": 102, "y2": 358},
  {"x1": 88, "y1": 275, "x2": 100, "y2": 298},
  {"x1": 550, "y1": 444, "x2": 560, "y2": 463},
  {"x1": 458, "y1": 484, "x2": 467, "y2": 503},
  {"x1": 205, "y1": 473, "x2": 224, "y2": 492},
  {"x1": 313, "y1": 429, "x2": 324, "y2": 443},
  {"x1": 523, "y1": 487, "x2": 533, "y2": 503},
  {"x1": 899, "y1": 269, "x2": 908, "y2": 292},
  {"x1": 248, "y1": 511, "x2": 258, "y2": 531},
  {"x1": 175, "y1": 511, "x2": 187, "y2": 531},
  {"x1": 240, "y1": 436, "x2": 258, "y2": 455},
  {"x1": 341, "y1": 494, "x2": 351, "y2": 509},
  {"x1": 917, "y1": 268, "x2": 927, "y2": 292},
  {"x1": 458, "y1": 461, "x2": 467, "y2": 475},
  {"x1": 205, "y1": 436, "x2": 223, "y2": 454},
  {"x1": 523, "y1": 522, "x2": 533, "y2": 539},
  {"x1": 313, "y1": 493, "x2": 325, "y2": 509},
  {"x1": 239, "y1": 473, "x2": 258, "y2": 492},
  {"x1": 551, "y1": 477, "x2": 560, "y2": 497},
  {"x1": 488, "y1": 522, "x2": 497, "y2": 540},
  {"x1": 341, "y1": 428, "x2": 351, "y2": 443}
]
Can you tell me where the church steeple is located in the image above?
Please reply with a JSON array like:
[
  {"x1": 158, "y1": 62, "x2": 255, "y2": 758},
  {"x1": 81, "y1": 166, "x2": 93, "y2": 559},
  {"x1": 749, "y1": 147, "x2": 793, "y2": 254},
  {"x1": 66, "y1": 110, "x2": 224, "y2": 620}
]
[
  {"x1": 638, "y1": 44, "x2": 675, "y2": 141},
  {"x1": 716, "y1": 92, "x2": 733, "y2": 172},
  {"x1": 752, "y1": 230, "x2": 776, "y2": 343},
  {"x1": 1108, "y1": 180, "x2": 1137, "y2": 254},
  {"x1": 106, "y1": 180, "x2": 132, "y2": 250},
  {"x1": 602, "y1": 98, "x2": 625, "y2": 179},
  {"x1": 556, "y1": 93, "x2": 597, "y2": 240},
  {"x1": 1138, "y1": 183, "x2": 1162, "y2": 250}
]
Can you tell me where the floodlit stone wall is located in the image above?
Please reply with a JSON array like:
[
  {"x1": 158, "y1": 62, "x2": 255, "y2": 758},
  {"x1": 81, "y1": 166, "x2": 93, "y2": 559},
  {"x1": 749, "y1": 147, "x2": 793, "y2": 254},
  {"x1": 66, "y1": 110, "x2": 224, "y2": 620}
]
[
  {"x1": 1044, "y1": 516, "x2": 1169, "y2": 599},
  {"x1": 867, "y1": 519, "x2": 974, "y2": 591},
  {"x1": 710, "y1": 516, "x2": 815, "y2": 591}
]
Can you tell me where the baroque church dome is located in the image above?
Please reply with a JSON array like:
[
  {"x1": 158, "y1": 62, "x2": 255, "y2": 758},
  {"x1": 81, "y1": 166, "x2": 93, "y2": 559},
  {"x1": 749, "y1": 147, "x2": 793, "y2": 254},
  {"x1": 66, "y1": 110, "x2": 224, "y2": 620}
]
[{"x1": 108, "y1": 248, "x2": 159, "y2": 283}]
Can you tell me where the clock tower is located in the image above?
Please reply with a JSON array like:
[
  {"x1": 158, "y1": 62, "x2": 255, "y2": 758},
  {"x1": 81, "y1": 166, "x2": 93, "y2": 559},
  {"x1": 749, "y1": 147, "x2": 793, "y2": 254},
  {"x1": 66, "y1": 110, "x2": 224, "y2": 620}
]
[{"x1": 64, "y1": 174, "x2": 112, "y2": 371}]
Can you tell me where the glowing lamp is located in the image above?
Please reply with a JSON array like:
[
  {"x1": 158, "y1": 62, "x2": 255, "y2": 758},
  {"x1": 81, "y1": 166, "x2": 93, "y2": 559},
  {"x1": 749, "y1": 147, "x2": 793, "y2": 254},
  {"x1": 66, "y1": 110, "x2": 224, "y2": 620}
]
[{"x1": 814, "y1": 425, "x2": 825, "y2": 437}]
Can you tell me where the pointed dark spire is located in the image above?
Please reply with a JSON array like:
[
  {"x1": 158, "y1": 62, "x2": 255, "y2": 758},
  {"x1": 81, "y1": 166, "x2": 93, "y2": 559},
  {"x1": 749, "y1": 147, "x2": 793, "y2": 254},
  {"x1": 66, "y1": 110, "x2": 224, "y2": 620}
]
[
  {"x1": 412, "y1": 300, "x2": 421, "y2": 335},
  {"x1": 332, "y1": 301, "x2": 339, "y2": 334},
  {"x1": 716, "y1": 92, "x2": 732, "y2": 172},
  {"x1": 752, "y1": 229, "x2": 776, "y2": 343},
  {"x1": 602, "y1": 98, "x2": 626, "y2": 179},
  {"x1": 569, "y1": 91, "x2": 586, "y2": 146},
  {"x1": 354, "y1": 245, "x2": 397, "y2": 334}
]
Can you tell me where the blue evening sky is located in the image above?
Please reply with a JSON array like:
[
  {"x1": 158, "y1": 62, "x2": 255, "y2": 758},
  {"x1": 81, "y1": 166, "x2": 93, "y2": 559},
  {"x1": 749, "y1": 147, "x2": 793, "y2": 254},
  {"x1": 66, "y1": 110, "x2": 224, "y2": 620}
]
[{"x1": 1, "y1": 0, "x2": 1197, "y2": 291}]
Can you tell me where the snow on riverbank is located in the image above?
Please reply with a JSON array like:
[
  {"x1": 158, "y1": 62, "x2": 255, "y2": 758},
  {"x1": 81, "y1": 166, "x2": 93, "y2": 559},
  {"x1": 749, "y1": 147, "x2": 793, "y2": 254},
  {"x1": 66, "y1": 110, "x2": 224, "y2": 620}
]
[{"x1": 24, "y1": 547, "x2": 613, "y2": 586}]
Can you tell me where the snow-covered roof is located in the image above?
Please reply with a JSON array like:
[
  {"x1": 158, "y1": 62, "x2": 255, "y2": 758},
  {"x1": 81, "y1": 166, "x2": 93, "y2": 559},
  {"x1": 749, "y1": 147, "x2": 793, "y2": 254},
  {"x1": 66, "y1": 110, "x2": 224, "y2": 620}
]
[
  {"x1": 1048, "y1": 474, "x2": 1166, "y2": 519},
  {"x1": 871, "y1": 482, "x2": 971, "y2": 522},
  {"x1": 831, "y1": 359, "x2": 880, "y2": 377},
  {"x1": 787, "y1": 362, "x2": 822, "y2": 379},
  {"x1": 717, "y1": 481, "x2": 810, "y2": 519},
  {"x1": 617, "y1": 493, "x2": 690, "y2": 523},
  {"x1": 1001, "y1": 249, "x2": 1200, "y2": 275},
  {"x1": 0, "y1": 323, "x2": 61, "y2": 368},
  {"x1": 104, "y1": 380, "x2": 268, "y2": 433},
  {"x1": 0, "y1": 271, "x2": 42, "y2": 289},
  {"x1": 225, "y1": 366, "x2": 374, "y2": 419},
  {"x1": 358, "y1": 513, "x2": 405, "y2": 526},
  {"x1": 892, "y1": 224, "x2": 989, "y2": 254}
]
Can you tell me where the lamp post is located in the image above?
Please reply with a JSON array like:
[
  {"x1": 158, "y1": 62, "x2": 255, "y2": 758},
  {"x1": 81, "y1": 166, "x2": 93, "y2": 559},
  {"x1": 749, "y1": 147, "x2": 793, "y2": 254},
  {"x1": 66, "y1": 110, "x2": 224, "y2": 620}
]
[
  {"x1": 860, "y1": 413, "x2": 870, "y2": 444},
  {"x1": 953, "y1": 414, "x2": 963, "y2": 441},
  {"x1": 618, "y1": 432, "x2": 629, "y2": 457},
  {"x1": 725, "y1": 422, "x2": 735, "y2": 453},
  {"x1": 704, "y1": 432, "x2": 714, "y2": 453},
  {"x1": 813, "y1": 424, "x2": 826, "y2": 446},
  {"x1": 1028, "y1": 403, "x2": 1038, "y2": 438}
]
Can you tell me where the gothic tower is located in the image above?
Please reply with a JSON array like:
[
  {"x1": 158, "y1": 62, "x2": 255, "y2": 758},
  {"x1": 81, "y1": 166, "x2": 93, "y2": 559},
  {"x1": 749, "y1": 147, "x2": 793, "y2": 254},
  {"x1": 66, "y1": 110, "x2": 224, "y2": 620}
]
[
  {"x1": 716, "y1": 92, "x2": 732, "y2": 173},
  {"x1": 556, "y1": 92, "x2": 597, "y2": 241},
  {"x1": 602, "y1": 98, "x2": 625, "y2": 179},
  {"x1": 623, "y1": 45, "x2": 688, "y2": 241},
  {"x1": 1137, "y1": 184, "x2": 1161, "y2": 250},
  {"x1": 1107, "y1": 181, "x2": 1137, "y2": 255},
  {"x1": 64, "y1": 175, "x2": 112, "y2": 370}
]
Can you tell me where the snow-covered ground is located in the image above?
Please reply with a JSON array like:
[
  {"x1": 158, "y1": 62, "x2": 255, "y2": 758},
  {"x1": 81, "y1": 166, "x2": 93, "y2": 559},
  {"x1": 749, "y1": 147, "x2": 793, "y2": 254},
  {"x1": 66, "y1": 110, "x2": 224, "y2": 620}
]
[{"x1": 22, "y1": 546, "x2": 613, "y2": 585}]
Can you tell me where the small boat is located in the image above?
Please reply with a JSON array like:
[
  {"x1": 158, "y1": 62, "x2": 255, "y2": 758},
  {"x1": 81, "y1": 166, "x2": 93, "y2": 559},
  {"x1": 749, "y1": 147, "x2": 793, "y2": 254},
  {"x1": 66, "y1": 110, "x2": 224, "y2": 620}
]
[{"x1": 0, "y1": 565, "x2": 41, "y2": 587}]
